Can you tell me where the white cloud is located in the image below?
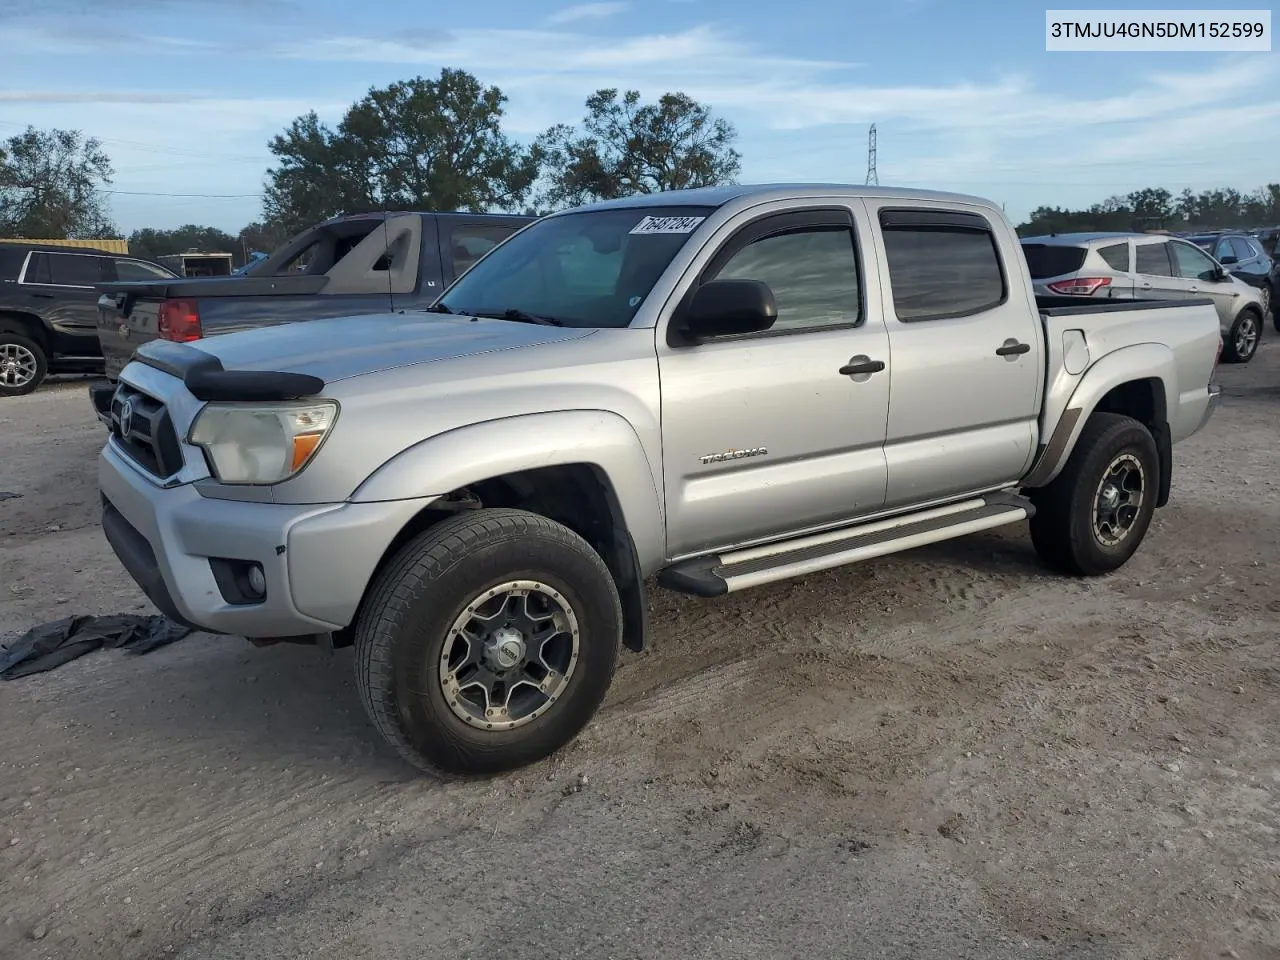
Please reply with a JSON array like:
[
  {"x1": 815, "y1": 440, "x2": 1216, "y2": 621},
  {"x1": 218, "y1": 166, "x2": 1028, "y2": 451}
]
[
  {"x1": 4, "y1": 13, "x2": 1278, "y2": 228},
  {"x1": 547, "y1": 2, "x2": 629, "y2": 25}
]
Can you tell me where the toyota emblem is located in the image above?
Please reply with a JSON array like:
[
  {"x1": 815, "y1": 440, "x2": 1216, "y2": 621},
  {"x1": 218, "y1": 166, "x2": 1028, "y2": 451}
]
[{"x1": 119, "y1": 398, "x2": 135, "y2": 437}]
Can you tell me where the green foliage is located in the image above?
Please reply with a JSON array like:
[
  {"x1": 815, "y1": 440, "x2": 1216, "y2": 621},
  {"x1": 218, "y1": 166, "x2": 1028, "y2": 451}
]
[
  {"x1": 128, "y1": 224, "x2": 238, "y2": 262},
  {"x1": 263, "y1": 69, "x2": 540, "y2": 237},
  {"x1": 536, "y1": 89, "x2": 741, "y2": 210},
  {"x1": 1018, "y1": 185, "x2": 1280, "y2": 236},
  {"x1": 0, "y1": 126, "x2": 116, "y2": 239}
]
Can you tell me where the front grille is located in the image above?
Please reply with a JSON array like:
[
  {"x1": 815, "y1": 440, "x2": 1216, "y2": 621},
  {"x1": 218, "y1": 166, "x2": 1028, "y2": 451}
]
[{"x1": 109, "y1": 383, "x2": 184, "y2": 479}]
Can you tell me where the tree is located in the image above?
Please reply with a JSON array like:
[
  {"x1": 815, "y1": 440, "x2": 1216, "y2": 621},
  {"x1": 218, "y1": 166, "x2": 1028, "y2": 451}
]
[
  {"x1": 1017, "y1": 182, "x2": 1280, "y2": 236},
  {"x1": 263, "y1": 69, "x2": 540, "y2": 236},
  {"x1": 237, "y1": 221, "x2": 288, "y2": 257},
  {"x1": 0, "y1": 126, "x2": 116, "y2": 239},
  {"x1": 128, "y1": 224, "x2": 238, "y2": 262},
  {"x1": 536, "y1": 89, "x2": 741, "y2": 209}
]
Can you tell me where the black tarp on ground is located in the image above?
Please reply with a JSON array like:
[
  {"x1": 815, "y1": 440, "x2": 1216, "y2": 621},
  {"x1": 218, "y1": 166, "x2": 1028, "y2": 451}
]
[{"x1": 0, "y1": 615, "x2": 193, "y2": 679}]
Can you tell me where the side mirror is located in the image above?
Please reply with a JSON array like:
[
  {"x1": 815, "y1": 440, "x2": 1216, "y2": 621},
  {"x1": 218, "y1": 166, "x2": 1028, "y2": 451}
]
[
  {"x1": 679, "y1": 279, "x2": 777, "y2": 342},
  {"x1": 1219, "y1": 254, "x2": 1238, "y2": 266}
]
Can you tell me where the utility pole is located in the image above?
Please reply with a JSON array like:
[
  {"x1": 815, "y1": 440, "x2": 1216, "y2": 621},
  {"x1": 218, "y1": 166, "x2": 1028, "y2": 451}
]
[{"x1": 865, "y1": 124, "x2": 878, "y2": 186}]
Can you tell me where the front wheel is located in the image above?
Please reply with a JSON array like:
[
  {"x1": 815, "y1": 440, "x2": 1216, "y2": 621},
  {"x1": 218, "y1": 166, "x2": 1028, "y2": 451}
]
[
  {"x1": 1027, "y1": 412, "x2": 1159, "y2": 577},
  {"x1": 1221, "y1": 309, "x2": 1261, "y2": 364},
  {"x1": 354, "y1": 508, "x2": 622, "y2": 775},
  {"x1": 0, "y1": 332, "x2": 48, "y2": 397}
]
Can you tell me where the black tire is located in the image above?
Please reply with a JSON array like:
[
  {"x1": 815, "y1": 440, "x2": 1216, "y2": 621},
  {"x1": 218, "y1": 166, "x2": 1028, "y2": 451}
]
[
  {"x1": 1221, "y1": 309, "x2": 1261, "y2": 364},
  {"x1": 1027, "y1": 412, "x2": 1159, "y2": 577},
  {"x1": 0, "y1": 331, "x2": 48, "y2": 397},
  {"x1": 354, "y1": 508, "x2": 622, "y2": 776}
]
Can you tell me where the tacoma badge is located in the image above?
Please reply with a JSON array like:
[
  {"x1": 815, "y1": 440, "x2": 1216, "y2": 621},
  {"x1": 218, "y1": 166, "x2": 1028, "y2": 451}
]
[{"x1": 699, "y1": 447, "x2": 768, "y2": 465}]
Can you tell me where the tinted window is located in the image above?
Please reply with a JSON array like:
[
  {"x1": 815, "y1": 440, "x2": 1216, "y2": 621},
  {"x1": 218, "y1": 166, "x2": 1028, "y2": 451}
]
[
  {"x1": 1097, "y1": 242, "x2": 1130, "y2": 271},
  {"x1": 883, "y1": 226, "x2": 1005, "y2": 321},
  {"x1": 46, "y1": 253, "x2": 104, "y2": 286},
  {"x1": 1170, "y1": 241, "x2": 1219, "y2": 282},
  {"x1": 23, "y1": 252, "x2": 52, "y2": 284},
  {"x1": 450, "y1": 224, "x2": 521, "y2": 275},
  {"x1": 1134, "y1": 243, "x2": 1173, "y2": 277},
  {"x1": 1021, "y1": 243, "x2": 1086, "y2": 279},
  {"x1": 438, "y1": 206, "x2": 714, "y2": 329},
  {"x1": 114, "y1": 259, "x2": 173, "y2": 281},
  {"x1": 1229, "y1": 237, "x2": 1255, "y2": 262},
  {"x1": 709, "y1": 227, "x2": 860, "y2": 332},
  {"x1": 0, "y1": 246, "x2": 27, "y2": 280}
]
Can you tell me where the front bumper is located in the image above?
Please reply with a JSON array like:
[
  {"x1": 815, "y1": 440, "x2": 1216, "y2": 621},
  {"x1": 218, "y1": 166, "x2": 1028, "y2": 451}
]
[
  {"x1": 89, "y1": 381, "x2": 114, "y2": 426},
  {"x1": 98, "y1": 441, "x2": 436, "y2": 638}
]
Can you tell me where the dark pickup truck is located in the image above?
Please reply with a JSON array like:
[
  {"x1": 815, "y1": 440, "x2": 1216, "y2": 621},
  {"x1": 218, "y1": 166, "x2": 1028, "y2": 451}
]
[{"x1": 90, "y1": 210, "x2": 534, "y2": 415}]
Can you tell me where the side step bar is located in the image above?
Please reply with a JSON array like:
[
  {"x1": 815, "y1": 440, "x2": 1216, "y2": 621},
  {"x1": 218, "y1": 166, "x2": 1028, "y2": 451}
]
[{"x1": 659, "y1": 493, "x2": 1035, "y2": 598}]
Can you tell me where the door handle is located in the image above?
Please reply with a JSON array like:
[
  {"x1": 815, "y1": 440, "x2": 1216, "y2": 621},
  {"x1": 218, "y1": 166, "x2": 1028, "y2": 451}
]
[
  {"x1": 995, "y1": 340, "x2": 1031, "y2": 357},
  {"x1": 839, "y1": 357, "x2": 885, "y2": 377},
  {"x1": 1189, "y1": 285, "x2": 1200, "y2": 293}
]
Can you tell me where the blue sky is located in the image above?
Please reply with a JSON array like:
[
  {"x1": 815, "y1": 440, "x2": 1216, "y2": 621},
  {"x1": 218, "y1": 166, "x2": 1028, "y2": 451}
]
[{"x1": 1, "y1": 0, "x2": 1276, "y2": 233}]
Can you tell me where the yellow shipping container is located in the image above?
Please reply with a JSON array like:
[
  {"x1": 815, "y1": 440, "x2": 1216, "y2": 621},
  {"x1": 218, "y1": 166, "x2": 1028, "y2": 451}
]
[{"x1": 0, "y1": 237, "x2": 130, "y2": 254}]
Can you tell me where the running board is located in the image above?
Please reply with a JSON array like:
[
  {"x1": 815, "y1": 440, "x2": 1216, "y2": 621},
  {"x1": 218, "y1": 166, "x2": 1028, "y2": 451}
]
[{"x1": 658, "y1": 493, "x2": 1035, "y2": 598}]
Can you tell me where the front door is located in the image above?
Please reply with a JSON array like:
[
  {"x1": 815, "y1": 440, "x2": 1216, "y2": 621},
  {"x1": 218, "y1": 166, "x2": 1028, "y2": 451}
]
[
  {"x1": 1168, "y1": 238, "x2": 1248, "y2": 325},
  {"x1": 869, "y1": 202, "x2": 1042, "y2": 509},
  {"x1": 657, "y1": 206, "x2": 891, "y2": 558}
]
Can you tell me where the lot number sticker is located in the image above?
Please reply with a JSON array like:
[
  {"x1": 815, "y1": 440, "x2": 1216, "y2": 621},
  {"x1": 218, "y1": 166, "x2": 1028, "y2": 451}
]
[{"x1": 629, "y1": 215, "x2": 706, "y2": 235}]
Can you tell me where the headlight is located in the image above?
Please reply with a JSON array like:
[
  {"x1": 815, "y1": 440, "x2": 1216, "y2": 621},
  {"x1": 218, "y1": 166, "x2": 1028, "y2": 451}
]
[{"x1": 188, "y1": 401, "x2": 338, "y2": 485}]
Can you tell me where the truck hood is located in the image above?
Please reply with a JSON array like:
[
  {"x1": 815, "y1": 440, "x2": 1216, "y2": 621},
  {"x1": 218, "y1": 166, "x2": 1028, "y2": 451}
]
[{"x1": 143, "y1": 312, "x2": 597, "y2": 384}]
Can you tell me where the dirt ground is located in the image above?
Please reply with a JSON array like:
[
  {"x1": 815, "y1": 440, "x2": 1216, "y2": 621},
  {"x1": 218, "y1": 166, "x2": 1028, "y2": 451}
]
[{"x1": 1, "y1": 347, "x2": 1277, "y2": 960}]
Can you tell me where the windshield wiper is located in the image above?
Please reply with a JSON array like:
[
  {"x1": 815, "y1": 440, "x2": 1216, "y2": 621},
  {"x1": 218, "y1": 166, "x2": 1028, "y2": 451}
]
[
  {"x1": 424, "y1": 302, "x2": 453, "y2": 313},
  {"x1": 473, "y1": 308, "x2": 565, "y2": 327}
]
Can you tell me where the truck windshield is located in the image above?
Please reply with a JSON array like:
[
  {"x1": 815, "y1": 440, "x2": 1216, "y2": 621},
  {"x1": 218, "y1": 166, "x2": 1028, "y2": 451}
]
[{"x1": 435, "y1": 205, "x2": 715, "y2": 329}]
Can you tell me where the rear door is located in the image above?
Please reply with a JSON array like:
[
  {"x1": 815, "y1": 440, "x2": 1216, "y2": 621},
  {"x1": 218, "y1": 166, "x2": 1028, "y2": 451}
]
[
  {"x1": 870, "y1": 203, "x2": 1041, "y2": 509},
  {"x1": 20, "y1": 251, "x2": 108, "y2": 357},
  {"x1": 1133, "y1": 239, "x2": 1181, "y2": 299}
]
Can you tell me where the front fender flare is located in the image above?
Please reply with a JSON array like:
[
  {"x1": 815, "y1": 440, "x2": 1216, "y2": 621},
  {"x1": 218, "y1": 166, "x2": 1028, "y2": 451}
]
[
  {"x1": 1024, "y1": 343, "x2": 1175, "y2": 488},
  {"x1": 349, "y1": 409, "x2": 666, "y2": 570}
]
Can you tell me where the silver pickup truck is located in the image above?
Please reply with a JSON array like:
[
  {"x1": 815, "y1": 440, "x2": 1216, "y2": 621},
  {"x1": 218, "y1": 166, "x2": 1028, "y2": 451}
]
[{"x1": 96, "y1": 184, "x2": 1222, "y2": 776}]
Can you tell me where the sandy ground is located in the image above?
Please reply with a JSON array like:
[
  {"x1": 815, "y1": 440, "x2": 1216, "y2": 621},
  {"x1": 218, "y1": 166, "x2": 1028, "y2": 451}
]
[{"x1": 1, "y1": 350, "x2": 1277, "y2": 960}]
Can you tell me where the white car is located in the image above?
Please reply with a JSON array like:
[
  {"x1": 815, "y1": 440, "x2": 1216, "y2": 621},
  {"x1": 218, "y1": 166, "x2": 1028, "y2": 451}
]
[{"x1": 1021, "y1": 232, "x2": 1265, "y2": 363}]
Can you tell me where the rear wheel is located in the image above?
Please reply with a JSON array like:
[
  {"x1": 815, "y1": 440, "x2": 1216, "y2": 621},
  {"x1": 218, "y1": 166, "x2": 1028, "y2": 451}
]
[
  {"x1": 1028, "y1": 412, "x2": 1158, "y2": 577},
  {"x1": 354, "y1": 508, "x2": 622, "y2": 775},
  {"x1": 1221, "y1": 309, "x2": 1260, "y2": 364},
  {"x1": 0, "y1": 332, "x2": 47, "y2": 397}
]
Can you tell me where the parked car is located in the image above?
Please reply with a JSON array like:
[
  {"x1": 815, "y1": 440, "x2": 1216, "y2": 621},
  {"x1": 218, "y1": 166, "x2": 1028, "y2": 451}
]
[
  {"x1": 1186, "y1": 232, "x2": 1275, "y2": 314},
  {"x1": 1020, "y1": 232, "x2": 1266, "y2": 363},
  {"x1": 97, "y1": 183, "x2": 1222, "y2": 776},
  {"x1": 90, "y1": 210, "x2": 535, "y2": 419},
  {"x1": 0, "y1": 243, "x2": 177, "y2": 396}
]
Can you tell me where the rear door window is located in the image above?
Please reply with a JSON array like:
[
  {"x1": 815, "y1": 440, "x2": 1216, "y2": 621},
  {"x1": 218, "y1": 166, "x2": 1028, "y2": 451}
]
[
  {"x1": 448, "y1": 223, "x2": 523, "y2": 277},
  {"x1": 1134, "y1": 242, "x2": 1174, "y2": 277},
  {"x1": 1228, "y1": 237, "x2": 1255, "y2": 262},
  {"x1": 48, "y1": 253, "x2": 107, "y2": 286},
  {"x1": 1021, "y1": 244, "x2": 1087, "y2": 279},
  {"x1": 881, "y1": 212, "x2": 1006, "y2": 321},
  {"x1": 1097, "y1": 242, "x2": 1130, "y2": 271}
]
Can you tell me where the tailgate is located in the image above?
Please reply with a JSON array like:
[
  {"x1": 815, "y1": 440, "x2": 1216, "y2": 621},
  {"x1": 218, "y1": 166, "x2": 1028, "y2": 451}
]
[{"x1": 97, "y1": 286, "x2": 165, "y2": 381}]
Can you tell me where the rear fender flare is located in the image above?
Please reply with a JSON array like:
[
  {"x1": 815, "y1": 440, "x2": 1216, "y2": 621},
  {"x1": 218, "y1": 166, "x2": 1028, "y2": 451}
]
[
  {"x1": 350, "y1": 409, "x2": 666, "y2": 569},
  {"x1": 1024, "y1": 343, "x2": 1175, "y2": 488}
]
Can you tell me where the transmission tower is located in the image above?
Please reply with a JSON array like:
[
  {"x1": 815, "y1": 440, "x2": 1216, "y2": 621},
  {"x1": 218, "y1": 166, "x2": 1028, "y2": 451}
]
[{"x1": 865, "y1": 124, "x2": 879, "y2": 186}]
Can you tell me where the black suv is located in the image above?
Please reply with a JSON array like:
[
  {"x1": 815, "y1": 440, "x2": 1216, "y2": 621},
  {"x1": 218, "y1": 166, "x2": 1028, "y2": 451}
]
[
  {"x1": 1187, "y1": 232, "x2": 1276, "y2": 317},
  {"x1": 0, "y1": 243, "x2": 176, "y2": 396}
]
